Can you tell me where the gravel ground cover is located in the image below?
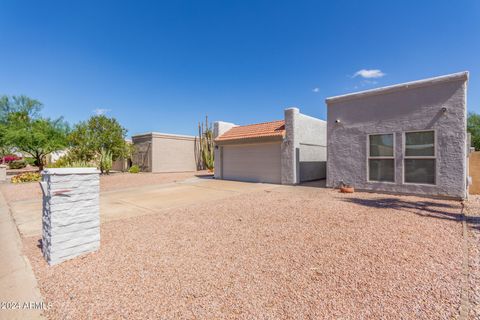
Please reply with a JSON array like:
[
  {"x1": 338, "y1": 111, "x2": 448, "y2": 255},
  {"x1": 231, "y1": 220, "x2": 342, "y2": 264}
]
[
  {"x1": 24, "y1": 186, "x2": 471, "y2": 319},
  {"x1": 0, "y1": 171, "x2": 205, "y2": 203},
  {"x1": 467, "y1": 226, "x2": 480, "y2": 319},
  {"x1": 465, "y1": 197, "x2": 480, "y2": 319}
]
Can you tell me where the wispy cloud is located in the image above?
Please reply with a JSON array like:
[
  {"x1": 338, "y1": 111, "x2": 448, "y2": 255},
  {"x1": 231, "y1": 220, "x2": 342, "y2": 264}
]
[
  {"x1": 93, "y1": 108, "x2": 111, "y2": 115},
  {"x1": 362, "y1": 79, "x2": 378, "y2": 85},
  {"x1": 352, "y1": 69, "x2": 385, "y2": 79},
  {"x1": 312, "y1": 87, "x2": 320, "y2": 93}
]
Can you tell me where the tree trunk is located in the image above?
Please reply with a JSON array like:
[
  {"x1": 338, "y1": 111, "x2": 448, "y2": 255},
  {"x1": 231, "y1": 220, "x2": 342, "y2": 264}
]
[{"x1": 36, "y1": 153, "x2": 44, "y2": 171}]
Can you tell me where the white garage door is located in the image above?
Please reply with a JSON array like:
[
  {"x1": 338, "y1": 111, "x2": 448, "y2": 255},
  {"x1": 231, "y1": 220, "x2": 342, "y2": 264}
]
[{"x1": 222, "y1": 142, "x2": 282, "y2": 183}]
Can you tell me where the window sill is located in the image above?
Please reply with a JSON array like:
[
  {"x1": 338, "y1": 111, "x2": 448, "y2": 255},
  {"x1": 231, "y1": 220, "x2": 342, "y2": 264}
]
[
  {"x1": 366, "y1": 180, "x2": 396, "y2": 184},
  {"x1": 403, "y1": 182, "x2": 437, "y2": 187}
]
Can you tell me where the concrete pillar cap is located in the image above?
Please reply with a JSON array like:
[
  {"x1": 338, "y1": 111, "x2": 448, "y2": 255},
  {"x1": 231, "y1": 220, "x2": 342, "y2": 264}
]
[{"x1": 41, "y1": 167, "x2": 100, "y2": 175}]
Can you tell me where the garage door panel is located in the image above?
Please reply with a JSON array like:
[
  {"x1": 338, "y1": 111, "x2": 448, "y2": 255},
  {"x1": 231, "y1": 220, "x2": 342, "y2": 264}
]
[{"x1": 223, "y1": 143, "x2": 281, "y2": 183}]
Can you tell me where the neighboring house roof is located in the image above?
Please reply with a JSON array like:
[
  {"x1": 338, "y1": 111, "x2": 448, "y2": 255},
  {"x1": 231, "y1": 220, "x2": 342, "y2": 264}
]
[
  {"x1": 131, "y1": 132, "x2": 197, "y2": 142},
  {"x1": 326, "y1": 71, "x2": 469, "y2": 104},
  {"x1": 132, "y1": 132, "x2": 196, "y2": 139},
  {"x1": 215, "y1": 120, "x2": 285, "y2": 142}
]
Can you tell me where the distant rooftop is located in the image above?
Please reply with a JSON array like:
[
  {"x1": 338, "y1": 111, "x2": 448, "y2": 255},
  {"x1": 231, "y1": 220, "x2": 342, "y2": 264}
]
[
  {"x1": 215, "y1": 120, "x2": 285, "y2": 142},
  {"x1": 132, "y1": 132, "x2": 196, "y2": 139}
]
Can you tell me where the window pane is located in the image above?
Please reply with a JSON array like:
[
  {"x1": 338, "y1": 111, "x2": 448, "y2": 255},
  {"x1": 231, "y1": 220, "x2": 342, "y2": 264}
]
[
  {"x1": 405, "y1": 131, "x2": 434, "y2": 157},
  {"x1": 369, "y1": 159, "x2": 394, "y2": 182},
  {"x1": 369, "y1": 134, "x2": 394, "y2": 157},
  {"x1": 404, "y1": 159, "x2": 435, "y2": 184}
]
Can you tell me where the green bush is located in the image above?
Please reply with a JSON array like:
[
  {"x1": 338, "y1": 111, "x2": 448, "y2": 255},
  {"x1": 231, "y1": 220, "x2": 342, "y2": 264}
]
[
  {"x1": 24, "y1": 157, "x2": 37, "y2": 166},
  {"x1": 9, "y1": 160, "x2": 27, "y2": 169},
  {"x1": 49, "y1": 160, "x2": 92, "y2": 168},
  {"x1": 11, "y1": 172, "x2": 41, "y2": 183},
  {"x1": 49, "y1": 153, "x2": 93, "y2": 168},
  {"x1": 50, "y1": 154, "x2": 74, "y2": 167},
  {"x1": 128, "y1": 165, "x2": 140, "y2": 173}
]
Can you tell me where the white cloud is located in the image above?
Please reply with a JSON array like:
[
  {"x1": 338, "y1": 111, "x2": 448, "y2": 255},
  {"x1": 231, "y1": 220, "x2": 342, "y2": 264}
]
[
  {"x1": 312, "y1": 87, "x2": 320, "y2": 93},
  {"x1": 93, "y1": 108, "x2": 111, "y2": 115},
  {"x1": 352, "y1": 69, "x2": 385, "y2": 79}
]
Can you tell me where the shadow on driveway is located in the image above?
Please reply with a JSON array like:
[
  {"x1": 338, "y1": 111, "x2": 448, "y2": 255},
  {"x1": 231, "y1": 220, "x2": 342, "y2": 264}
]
[{"x1": 194, "y1": 174, "x2": 214, "y2": 179}]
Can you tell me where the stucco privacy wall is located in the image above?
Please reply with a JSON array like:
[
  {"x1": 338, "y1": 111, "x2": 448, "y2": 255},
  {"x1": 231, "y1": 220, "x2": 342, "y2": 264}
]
[
  {"x1": 213, "y1": 121, "x2": 237, "y2": 180},
  {"x1": 326, "y1": 72, "x2": 469, "y2": 199},
  {"x1": 281, "y1": 108, "x2": 327, "y2": 184},
  {"x1": 0, "y1": 165, "x2": 5, "y2": 181},
  {"x1": 41, "y1": 168, "x2": 100, "y2": 265},
  {"x1": 132, "y1": 133, "x2": 199, "y2": 172}
]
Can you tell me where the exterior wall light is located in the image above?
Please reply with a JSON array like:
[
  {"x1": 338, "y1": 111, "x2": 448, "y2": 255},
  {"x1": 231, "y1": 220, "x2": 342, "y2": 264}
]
[
  {"x1": 335, "y1": 119, "x2": 341, "y2": 123},
  {"x1": 441, "y1": 107, "x2": 447, "y2": 113}
]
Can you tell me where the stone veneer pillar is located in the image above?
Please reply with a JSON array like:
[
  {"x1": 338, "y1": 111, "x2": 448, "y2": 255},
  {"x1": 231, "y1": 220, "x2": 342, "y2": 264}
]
[
  {"x1": 40, "y1": 167, "x2": 100, "y2": 265},
  {"x1": 0, "y1": 165, "x2": 6, "y2": 182}
]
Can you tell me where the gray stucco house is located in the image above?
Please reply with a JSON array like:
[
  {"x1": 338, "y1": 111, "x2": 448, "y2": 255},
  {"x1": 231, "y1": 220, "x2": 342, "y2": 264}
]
[
  {"x1": 214, "y1": 107, "x2": 326, "y2": 184},
  {"x1": 326, "y1": 71, "x2": 469, "y2": 199}
]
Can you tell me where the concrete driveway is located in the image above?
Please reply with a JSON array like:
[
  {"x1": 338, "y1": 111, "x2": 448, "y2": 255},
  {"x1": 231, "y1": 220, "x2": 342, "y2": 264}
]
[{"x1": 9, "y1": 177, "x2": 279, "y2": 237}]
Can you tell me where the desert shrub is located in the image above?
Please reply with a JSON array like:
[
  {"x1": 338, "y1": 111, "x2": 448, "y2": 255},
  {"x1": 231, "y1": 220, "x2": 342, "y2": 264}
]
[
  {"x1": 9, "y1": 159, "x2": 27, "y2": 169},
  {"x1": 49, "y1": 159, "x2": 92, "y2": 168},
  {"x1": 49, "y1": 153, "x2": 93, "y2": 168},
  {"x1": 11, "y1": 172, "x2": 41, "y2": 183},
  {"x1": 51, "y1": 154, "x2": 73, "y2": 167},
  {"x1": 67, "y1": 160, "x2": 92, "y2": 168},
  {"x1": 128, "y1": 165, "x2": 140, "y2": 173}
]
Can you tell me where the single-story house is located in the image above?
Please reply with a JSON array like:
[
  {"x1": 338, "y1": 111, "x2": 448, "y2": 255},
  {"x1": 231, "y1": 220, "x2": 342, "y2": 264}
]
[
  {"x1": 326, "y1": 71, "x2": 470, "y2": 199},
  {"x1": 214, "y1": 107, "x2": 327, "y2": 184},
  {"x1": 131, "y1": 132, "x2": 200, "y2": 172}
]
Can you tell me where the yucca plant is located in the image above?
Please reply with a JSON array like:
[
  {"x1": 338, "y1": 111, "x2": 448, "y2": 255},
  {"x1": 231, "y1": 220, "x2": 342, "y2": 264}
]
[
  {"x1": 198, "y1": 116, "x2": 214, "y2": 171},
  {"x1": 98, "y1": 148, "x2": 113, "y2": 174}
]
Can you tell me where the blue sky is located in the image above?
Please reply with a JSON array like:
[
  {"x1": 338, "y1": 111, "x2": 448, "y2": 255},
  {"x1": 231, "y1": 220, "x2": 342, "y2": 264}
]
[{"x1": 0, "y1": 0, "x2": 479, "y2": 137}]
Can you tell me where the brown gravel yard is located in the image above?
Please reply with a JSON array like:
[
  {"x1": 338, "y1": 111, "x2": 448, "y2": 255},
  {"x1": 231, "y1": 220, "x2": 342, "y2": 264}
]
[
  {"x1": 23, "y1": 185, "x2": 479, "y2": 319},
  {"x1": 0, "y1": 171, "x2": 206, "y2": 203},
  {"x1": 465, "y1": 198, "x2": 480, "y2": 319}
]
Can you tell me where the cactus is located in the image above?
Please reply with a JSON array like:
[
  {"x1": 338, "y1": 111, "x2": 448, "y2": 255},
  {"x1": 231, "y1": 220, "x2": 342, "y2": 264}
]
[{"x1": 198, "y1": 116, "x2": 214, "y2": 171}]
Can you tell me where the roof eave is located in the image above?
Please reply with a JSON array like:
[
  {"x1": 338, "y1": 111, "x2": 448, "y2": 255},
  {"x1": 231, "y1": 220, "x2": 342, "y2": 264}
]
[
  {"x1": 215, "y1": 134, "x2": 284, "y2": 145},
  {"x1": 132, "y1": 132, "x2": 197, "y2": 139},
  {"x1": 326, "y1": 71, "x2": 469, "y2": 104}
]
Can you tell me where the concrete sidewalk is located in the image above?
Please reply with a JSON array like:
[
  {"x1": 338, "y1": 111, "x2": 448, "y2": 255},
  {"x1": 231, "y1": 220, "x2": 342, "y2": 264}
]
[{"x1": 0, "y1": 191, "x2": 44, "y2": 320}]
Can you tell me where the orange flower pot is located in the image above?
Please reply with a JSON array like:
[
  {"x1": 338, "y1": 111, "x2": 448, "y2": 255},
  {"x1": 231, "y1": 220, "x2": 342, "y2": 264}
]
[{"x1": 340, "y1": 186, "x2": 354, "y2": 193}]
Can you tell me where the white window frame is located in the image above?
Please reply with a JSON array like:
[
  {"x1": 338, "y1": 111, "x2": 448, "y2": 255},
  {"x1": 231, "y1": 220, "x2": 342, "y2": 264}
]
[
  {"x1": 367, "y1": 133, "x2": 396, "y2": 183},
  {"x1": 402, "y1": 129, "x2": 437, "y2": 186}
]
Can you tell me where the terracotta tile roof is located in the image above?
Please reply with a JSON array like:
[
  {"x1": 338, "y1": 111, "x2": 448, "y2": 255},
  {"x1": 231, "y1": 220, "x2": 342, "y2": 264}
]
[{"x1": 215, "y1": 120, "x2": 285, "y2": 142}]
